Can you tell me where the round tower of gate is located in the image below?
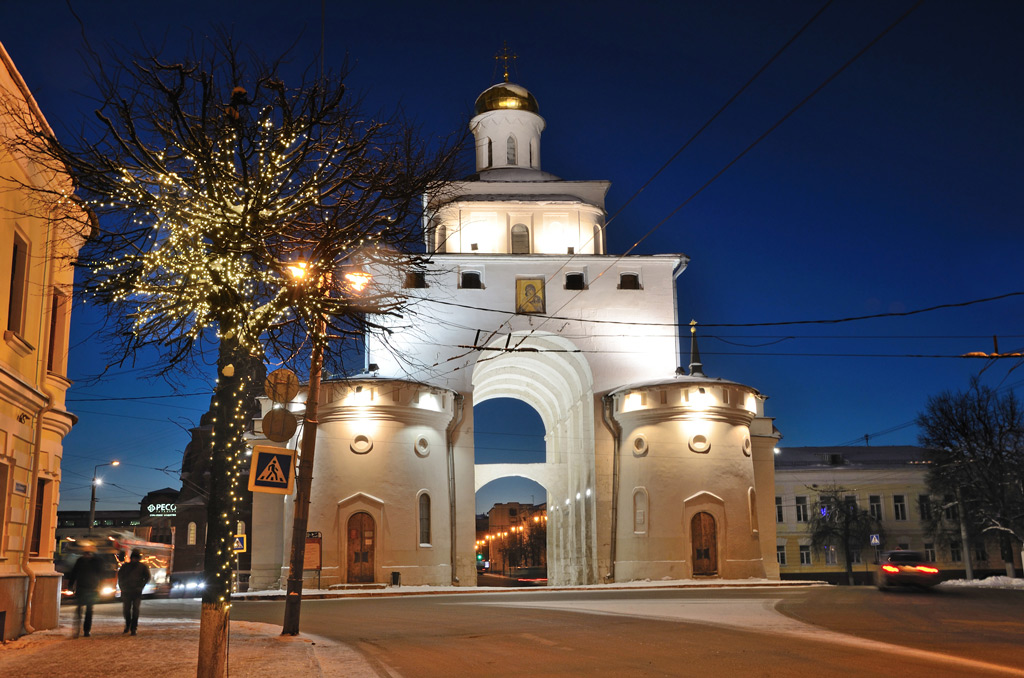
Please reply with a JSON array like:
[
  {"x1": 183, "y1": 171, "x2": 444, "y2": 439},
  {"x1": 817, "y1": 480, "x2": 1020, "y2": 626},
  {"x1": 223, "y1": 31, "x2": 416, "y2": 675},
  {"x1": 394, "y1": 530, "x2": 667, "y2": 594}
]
[{"x1": 608, "y1": 375, "x2": 770, "y2": 581}]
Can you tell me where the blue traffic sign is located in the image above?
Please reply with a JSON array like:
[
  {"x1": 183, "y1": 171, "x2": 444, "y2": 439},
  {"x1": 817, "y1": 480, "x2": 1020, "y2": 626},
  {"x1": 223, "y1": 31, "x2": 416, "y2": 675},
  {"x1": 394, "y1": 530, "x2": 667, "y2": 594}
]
[{"x1": 248, "y1": 445, "x2": 295, "y2": 495}]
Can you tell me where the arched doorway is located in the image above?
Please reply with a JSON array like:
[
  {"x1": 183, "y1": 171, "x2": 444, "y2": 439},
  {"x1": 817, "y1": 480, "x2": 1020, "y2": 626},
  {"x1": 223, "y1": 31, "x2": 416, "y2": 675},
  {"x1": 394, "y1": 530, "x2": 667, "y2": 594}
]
[
  {"x1": 347, "y1": 512, "x2": 376, "y2": 583},
  {"x1": 472, "y1": 332, "x2": 596, "y2": 585},
  {"x1": 691, "y1": 512, "x2": 718, "y2": 576}
]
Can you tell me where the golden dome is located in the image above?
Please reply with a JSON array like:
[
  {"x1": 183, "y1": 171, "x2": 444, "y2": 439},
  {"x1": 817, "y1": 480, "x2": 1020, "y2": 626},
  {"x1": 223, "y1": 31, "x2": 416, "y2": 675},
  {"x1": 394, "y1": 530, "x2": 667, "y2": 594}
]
[{"x1": 474, "y1": 82, "x2": 539, "y2": 116}]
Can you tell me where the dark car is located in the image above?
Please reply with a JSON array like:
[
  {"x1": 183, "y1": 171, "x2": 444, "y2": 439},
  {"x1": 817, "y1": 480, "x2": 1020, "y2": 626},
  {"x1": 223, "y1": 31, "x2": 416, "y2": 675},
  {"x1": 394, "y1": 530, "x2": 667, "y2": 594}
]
[{"x1": 875, "y1": 550, "x2": 941, "y2": 590}]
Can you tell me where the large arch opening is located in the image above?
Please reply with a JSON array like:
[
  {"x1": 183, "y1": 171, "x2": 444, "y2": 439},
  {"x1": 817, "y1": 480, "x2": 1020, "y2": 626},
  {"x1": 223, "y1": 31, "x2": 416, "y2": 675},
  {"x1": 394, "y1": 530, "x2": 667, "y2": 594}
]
[
  {"x1": 471, "y1": 332, "x2": 597, "y2": 585},
  {"x1": 474, "y1": 399, "x2": 548, "y2": 583}
]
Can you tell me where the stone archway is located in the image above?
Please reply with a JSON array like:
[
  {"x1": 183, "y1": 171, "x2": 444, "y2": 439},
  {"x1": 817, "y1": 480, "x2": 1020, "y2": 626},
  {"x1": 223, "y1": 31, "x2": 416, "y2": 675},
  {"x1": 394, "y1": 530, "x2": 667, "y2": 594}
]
[{"x1": 472, "y1": 331, "x2": 596, "y2": 585}]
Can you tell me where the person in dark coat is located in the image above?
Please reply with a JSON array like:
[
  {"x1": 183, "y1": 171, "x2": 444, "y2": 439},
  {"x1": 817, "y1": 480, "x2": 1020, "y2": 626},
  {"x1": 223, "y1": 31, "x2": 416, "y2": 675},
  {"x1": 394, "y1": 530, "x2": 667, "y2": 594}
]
[
  {"x1": 67, "y1": 546, "x2": 105, "y2": 637},
  {"x1": 117, "y1": 550, "x2": 151, "y2": 635}
]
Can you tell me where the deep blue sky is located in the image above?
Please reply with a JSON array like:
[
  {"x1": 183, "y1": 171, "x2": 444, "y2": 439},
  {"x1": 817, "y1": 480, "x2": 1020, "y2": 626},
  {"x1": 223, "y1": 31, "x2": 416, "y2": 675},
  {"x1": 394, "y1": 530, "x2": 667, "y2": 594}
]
[{"x1": 3, "y1": 1, "x2": 1022, "y2": 513}]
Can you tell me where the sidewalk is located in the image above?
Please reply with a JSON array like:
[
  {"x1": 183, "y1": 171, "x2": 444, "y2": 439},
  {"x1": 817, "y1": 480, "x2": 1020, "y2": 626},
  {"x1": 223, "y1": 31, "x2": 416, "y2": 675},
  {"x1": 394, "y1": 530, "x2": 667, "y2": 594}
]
[{"x1": 0, "y1": 601, "x2": 380, "y2": 678}]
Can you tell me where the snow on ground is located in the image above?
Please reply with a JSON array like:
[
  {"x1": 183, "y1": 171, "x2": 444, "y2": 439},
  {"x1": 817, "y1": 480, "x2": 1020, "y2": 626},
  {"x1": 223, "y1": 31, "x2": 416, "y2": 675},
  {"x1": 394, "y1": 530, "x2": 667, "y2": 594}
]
[{"x1": 939, "y1": 575, "x2": 1024, "y2": 590}]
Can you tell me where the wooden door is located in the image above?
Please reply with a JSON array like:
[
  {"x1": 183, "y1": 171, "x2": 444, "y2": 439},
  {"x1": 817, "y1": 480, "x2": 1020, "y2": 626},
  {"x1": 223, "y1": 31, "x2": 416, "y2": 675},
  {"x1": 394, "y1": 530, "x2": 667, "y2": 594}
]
[
  {"x1": 347, "y1": 512, "x2": 375, "y2": 583},
  {"x1": 691, "y1": 512, "x2": 718, "y2": 576}
]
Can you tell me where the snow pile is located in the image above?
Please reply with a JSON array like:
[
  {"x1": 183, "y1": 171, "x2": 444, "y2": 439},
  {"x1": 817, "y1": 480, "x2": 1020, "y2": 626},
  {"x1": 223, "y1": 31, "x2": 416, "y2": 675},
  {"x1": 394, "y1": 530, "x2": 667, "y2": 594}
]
[{"x1": 939, "y1": 575, "x2": 1024, "y2": 590}]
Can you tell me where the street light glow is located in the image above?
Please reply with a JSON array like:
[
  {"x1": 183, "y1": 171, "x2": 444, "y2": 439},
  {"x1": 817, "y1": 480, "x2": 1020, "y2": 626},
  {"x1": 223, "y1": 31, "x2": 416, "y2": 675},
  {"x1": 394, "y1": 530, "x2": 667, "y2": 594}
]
[{"x1": 345, "y1": 270, "x2": 371, "y2": 292}]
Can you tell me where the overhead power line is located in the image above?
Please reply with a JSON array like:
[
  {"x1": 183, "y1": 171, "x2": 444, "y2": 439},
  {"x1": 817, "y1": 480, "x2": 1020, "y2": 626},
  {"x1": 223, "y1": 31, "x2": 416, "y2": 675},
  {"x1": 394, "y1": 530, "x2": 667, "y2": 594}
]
[{"x1": 413, "y1": 290, "x2": 1024, "y2": 329}]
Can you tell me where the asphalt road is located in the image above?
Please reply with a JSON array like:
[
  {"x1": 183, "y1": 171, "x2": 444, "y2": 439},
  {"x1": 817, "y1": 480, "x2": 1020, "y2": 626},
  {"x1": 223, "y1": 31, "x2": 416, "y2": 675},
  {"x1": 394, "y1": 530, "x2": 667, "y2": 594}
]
[{"x1": 230, "y1": 585, "x2": 1024, "y2": 678}]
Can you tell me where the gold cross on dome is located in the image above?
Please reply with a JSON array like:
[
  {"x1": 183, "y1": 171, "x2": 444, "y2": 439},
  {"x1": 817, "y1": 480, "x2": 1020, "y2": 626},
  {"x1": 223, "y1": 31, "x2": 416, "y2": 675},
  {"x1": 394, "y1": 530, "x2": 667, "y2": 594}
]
[{"x1": 495, "y1": 42, "x2": 517, "y2": 83}]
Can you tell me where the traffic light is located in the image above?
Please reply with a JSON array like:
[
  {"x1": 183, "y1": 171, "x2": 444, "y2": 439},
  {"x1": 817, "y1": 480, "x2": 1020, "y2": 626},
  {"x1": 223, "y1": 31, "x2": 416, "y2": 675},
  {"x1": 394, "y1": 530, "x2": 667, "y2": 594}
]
[{"x1": 476, "y1": 552, "x2": 483, "y2": 561}]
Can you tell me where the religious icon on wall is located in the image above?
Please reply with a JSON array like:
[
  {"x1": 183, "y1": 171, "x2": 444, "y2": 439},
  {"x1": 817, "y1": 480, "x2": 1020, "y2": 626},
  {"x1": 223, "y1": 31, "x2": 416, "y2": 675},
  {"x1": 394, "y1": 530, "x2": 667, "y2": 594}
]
[{"x1": 516, "y1": 278, "x2": 545, "y2": 314}]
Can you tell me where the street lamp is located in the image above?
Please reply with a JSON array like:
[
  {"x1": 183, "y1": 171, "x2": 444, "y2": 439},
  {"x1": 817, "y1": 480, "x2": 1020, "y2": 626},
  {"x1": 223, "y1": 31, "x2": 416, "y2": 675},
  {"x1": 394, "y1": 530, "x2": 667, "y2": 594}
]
[
  {"x1": 89, "y1": 460, "x2": 120, "y2": 534},
  {"x1": 282, "y1": 260, "x2": 372, "y2": 636}
]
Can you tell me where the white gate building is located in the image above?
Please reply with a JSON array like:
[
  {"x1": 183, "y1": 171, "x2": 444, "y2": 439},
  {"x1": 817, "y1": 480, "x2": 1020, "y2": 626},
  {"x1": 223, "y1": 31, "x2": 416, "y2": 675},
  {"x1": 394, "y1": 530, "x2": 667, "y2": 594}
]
[{"x1": 249, "y1": 77, "x2": 781, "y2": 589}]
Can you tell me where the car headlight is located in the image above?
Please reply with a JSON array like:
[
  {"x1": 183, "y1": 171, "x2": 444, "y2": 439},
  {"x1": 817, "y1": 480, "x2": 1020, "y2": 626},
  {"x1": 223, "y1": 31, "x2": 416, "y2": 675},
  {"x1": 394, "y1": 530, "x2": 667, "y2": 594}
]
[{"x1": 101, "y1": 586, "x2": 116, "y2": 595}]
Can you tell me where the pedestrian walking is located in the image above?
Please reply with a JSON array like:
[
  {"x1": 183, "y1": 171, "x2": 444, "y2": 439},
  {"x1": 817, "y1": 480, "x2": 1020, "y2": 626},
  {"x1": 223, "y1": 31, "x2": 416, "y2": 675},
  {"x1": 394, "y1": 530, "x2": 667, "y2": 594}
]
[
  {"x1": 117, "y1": 550, "x2": 151, "y2": 635},
  {"x1": 67, "y1": 545, "x2": 105, "y2": 637}
]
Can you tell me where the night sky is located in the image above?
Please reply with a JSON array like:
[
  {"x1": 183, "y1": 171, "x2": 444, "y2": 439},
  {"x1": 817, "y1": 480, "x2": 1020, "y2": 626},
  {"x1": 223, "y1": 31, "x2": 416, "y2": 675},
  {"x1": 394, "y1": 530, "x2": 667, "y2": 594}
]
[{"x1": 3, "y1": 1, "x2": 1022, "y2": 513}]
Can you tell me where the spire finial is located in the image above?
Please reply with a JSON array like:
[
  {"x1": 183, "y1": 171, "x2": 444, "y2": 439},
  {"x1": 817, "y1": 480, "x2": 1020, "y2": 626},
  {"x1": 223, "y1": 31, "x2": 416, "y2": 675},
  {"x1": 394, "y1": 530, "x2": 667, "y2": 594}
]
[
  {"x1": 495, "y1": 42, "x2": 517, "y2": 83},
  {"x1": 688, "y1": 320, "x2": 705, "y2": 378}
]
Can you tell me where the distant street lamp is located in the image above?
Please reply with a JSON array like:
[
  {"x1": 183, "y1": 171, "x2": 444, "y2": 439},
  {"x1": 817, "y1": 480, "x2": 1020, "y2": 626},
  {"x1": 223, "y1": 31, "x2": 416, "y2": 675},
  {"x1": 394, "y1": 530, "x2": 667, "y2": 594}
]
[{"x1": 89, "y1": 460, "x2": 120, "y2": 534}]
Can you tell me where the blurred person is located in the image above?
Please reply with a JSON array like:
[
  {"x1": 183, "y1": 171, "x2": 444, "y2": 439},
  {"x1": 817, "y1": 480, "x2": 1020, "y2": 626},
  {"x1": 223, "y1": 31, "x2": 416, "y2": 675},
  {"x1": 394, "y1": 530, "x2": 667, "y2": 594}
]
[
  {"x1": 117, "y1": 550, "x2": 151, "y2": 635},
  {"x1": 67, "y1": 545, "x2": 104, "y2": 637}
]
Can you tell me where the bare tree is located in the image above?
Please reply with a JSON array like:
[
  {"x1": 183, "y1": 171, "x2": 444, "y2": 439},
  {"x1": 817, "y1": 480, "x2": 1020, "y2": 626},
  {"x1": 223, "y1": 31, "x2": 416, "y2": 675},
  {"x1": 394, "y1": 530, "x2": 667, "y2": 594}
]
[
  {"x1": 918, "y1": 380, "x2": 1024, "y2": 576},
  {"x1": 1, "y1": 34, "x2": 461, "y2": 678},
  {"x1": 807, "y1": 485, "x2": 883, "y2": 585}
]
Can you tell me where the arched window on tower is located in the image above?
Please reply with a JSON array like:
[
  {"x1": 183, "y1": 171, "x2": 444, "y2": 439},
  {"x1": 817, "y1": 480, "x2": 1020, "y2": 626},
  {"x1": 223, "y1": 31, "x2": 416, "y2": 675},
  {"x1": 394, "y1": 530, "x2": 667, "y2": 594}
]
[
  {"x1": 633, "y1": 488, "x2": 649, "y2": 534},
  {"x1": 593, "y1": 224, "x2": 602, "y2": 254},
  {"x1": 187, "y1": 522, "x2": 197, "y2": 546},
  {"x1": 510, "y1": 224, "x2": 530, "y2": 254},
  {"x1": 418, "y1": 493, "x2": 431, "y2": 545},
  {"x1": 487, "y1": 139, "x2": 493, "y2": 168},
  {"x1": 507, "y1": 135, "x2": 517, "y2": 165},
  {"x1": 436, "y1": 224, "x2": 446, "y2": 254}
]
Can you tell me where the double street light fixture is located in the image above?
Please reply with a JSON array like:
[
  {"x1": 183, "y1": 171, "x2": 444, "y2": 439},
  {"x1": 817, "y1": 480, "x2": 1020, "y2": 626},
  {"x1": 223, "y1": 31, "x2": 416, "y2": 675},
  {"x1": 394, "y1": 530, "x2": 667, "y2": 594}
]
[
  {"x1": 281, "y1": 259, "x2": 372, "y2": 636},
  {"x1": 89, "y1": 460, "x2": 120, "y2": 534}
]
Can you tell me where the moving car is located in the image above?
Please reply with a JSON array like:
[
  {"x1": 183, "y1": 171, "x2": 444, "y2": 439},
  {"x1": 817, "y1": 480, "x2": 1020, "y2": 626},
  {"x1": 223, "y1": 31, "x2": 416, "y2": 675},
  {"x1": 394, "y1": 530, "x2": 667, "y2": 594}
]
[
  {"x1": 57, "y1": 532, "x2": 173, "y2": 601},
  {"x1": 875, "y1": 550, "x2": 941, "y2": 590}
]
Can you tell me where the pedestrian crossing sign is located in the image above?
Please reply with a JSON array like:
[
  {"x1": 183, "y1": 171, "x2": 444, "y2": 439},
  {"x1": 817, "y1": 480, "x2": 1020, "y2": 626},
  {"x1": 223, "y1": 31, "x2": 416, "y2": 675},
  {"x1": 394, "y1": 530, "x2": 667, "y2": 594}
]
[
  {"x1": 248, "y1": 445, "x2": 295, "y2": 495},
  {"x1": 233, "y1": 534, "x2": 247, "y2": 553}
]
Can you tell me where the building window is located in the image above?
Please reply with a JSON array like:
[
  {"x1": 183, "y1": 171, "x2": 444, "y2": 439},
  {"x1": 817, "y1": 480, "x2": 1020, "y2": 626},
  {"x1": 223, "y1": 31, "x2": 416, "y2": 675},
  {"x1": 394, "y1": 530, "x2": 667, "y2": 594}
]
[
  {"x1": 795, "y1": 496, "x2": 808, "y2": 523},
  {"x1": 844, "y1": 495, "x2": 858, "y2": 510},
  {"x1": 460, "y1": 271, "x2": 482, "y2": 289},
  {"x1": 918, "y1": 495, "x2": 932, "y2": 521},
  {"x1": 924, "y1": 543, "x2": 936, "y2": 561},
  {"x1": 897, "y1": 543, "x2": 910, "y2": 551},
  {"x1": 893, "y1": 495, "x2": 907, "y2": 521},
  {"x1": 29, "y1": 478, "x2": 49, "y2": 555},
  {"x1": 825, "y1": 546, "x2": 838, "y2": 565},
  {"x1": 510, "y1": 224, "x2": 530, "y2": 254},
  {"x1": 187, "y1": 522, "x2": 197, "y2": 546},
  {"x1": 419, "y1": 493, "x2": 431, "y2": 545},
  {"x1": 404, "y1": 270, "x2": 428, "y2": 288},
  {"x1": 869, "y1": 495, "x2": 882, "y2": 520},
  {"x1": 506, "y1": 135, "x2": 517, "y2": 165},
  {"x1": 7, "y1": 232, "x2": 29, "y2": 334},
  {"x1": 593, "y1": 224, "x2": 602, "y2": 254},
  {"x1": 236, "y1": 521, "x2": 246, "y2": 535},
  {"x1": 775, "y1": 496, "x2": 783, "y2": 523},
  {"x1": 850, "y1": 549, "x2": 862, "y2": 564},
  {"x1": 944, "y1": 496, "x2": 959, "y2": 521},
  {"x1": 799, "y1": 545, "x2": 811, "y2": 565},
  {"x1": 776, "y1": 545, "x2": 787, "y2": 566},
  {"x1": 47, "y1": 288, "x2": 69, "y2": 372},
  {"x1": 565, "y1": 272, "x2": 585, "y2": 290},
  {"x1": 950, "y1": 541, "x2": 962, "y2": 563},
  {"x1": 487, "y1": 139, "x2": 493, "y2": 168},
  {"x1": 0, "y1": 463, "x2": 8, "y2": 549},
  {"x1": 974, "y1": 543, "x2": 988, "y2": 562},
  {"x1": 618, "y1": 272, "x2": 641, "y2": 290}
]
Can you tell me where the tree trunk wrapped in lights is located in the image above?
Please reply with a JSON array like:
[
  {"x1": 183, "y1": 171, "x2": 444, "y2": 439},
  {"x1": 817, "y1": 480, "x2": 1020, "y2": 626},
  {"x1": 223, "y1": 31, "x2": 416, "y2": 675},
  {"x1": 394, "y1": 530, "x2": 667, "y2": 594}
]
[{"x1": 1, "y1": 36, "x2": 462, "y2": 678}]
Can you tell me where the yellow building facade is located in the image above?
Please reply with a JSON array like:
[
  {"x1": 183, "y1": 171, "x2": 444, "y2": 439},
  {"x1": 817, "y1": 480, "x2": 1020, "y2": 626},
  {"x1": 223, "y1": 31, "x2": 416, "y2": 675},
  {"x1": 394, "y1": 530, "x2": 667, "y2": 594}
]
[
  {"x1": 774, "y1": 446, "x2": 1021, "y2": 584},
  {"x1": 0, "y1": 41, "x2": 86, "y2": 639}
]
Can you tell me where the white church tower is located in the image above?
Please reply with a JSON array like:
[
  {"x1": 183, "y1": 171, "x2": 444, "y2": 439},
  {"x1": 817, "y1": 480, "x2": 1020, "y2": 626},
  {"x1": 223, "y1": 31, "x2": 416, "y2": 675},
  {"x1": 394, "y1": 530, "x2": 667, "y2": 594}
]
[{"x1": 249, "y1": 68, "x2": 781, "y2": 590}]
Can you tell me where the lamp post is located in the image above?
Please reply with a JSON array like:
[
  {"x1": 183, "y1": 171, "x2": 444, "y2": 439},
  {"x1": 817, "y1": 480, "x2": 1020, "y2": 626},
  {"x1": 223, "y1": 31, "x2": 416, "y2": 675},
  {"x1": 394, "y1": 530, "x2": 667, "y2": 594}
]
[
  {"x1": 281, "y1": 262, "x2": 371, "y2": 636},
  {"x1": 89, "y1": 460, "x2": 120, "y2": 534}
]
